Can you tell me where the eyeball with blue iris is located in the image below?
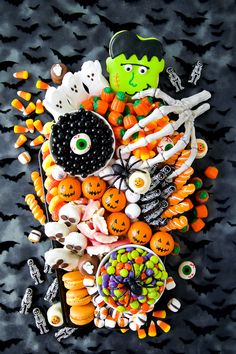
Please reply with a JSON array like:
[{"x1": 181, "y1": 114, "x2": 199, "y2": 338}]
[
  {"x1": 70, "y1": 133, "x2": 91, "y2": 155},
  {"x1": 157, "y1": 136, "x2": 174, "y2": 153}
]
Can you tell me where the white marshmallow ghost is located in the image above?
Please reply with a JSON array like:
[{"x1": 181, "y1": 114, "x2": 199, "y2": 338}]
[
  {"x1": 43, "y1": 86, "x2": 74, "y2": 122},
  {"x1": 62, "y1": 71, "x2": 89, "y2": 109},
  {"x1": 44, "y1": 222, "x2": 70, "y2": 244},
  {"x1": 78, "y1": 60, "x2": 109, "y2": 96},
  {"x1": 59, "y1": 203, "x2": 81, "y2": 232}
]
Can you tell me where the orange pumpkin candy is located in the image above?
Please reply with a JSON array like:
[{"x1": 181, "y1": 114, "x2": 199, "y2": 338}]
[
  {"x1": 107, "y1": 212, "x2": 130, "y2": 236},
  {"x1": 82, "y1": 176, "x2": 106, "y2": 200},
  {"x1": 58, "y1": 177, "x2": 81, "y2": 202},
  {"x1": 102, "y1": 188, "x2": 126, "y2": 212},
  {"x1": 150, "y1": 232, "x2": 174, "y2": 256},
  {"x1": 128, "y1": 221, "x2": 152, "y2": 245}
]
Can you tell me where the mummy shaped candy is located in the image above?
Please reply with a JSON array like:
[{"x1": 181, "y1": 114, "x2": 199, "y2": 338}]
[
  {"x1": 47, "y1": 302, "x2": 64, "y2": 327},
  {"x1": 166, "y1": 67, "x2": 184, "y2": 92},
  {"x1": 32, "y1": 308, "x2": 49, "y2": 334},
  {"x1": 28, "y1": 230, "x2": 42, "y2": 243},
  {"x1": 27, "y1": 259, "x2": 44, "y2": 285},
  {"x1": 44, "y1": 222, "x2": 70, "y2": 244},
  {"x1": 59, "y1": 203, "x2": 81, "y2": 231},
  {"x1": 19, "y1": 287, "x2": 33, "y2": 314},
  {"x1": 44, "y1": 248, "x2": 80, "y2": 271},
  {"x1": 188, "y1": 61, "x2": 203, "y2": 85},
  {"x1": 44, "y1": 278, "x2": 59, "y2": 303},
  {"x1": 55, "y1": 327, "x2": 77, "y2": 342},
  {"x1": 63, "y1": 232, "x2": 87, "y2": 254},
  {"x1": 78, "y1": 60, "x2": 109, "y2": 96}
]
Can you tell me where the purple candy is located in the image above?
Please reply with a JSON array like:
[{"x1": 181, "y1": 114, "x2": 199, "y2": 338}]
[
  {"x1": 110, "y1": 252, "x2": 117, "y2": 260},
  {"x1": 109, "y1": 281, "x2": 117, "y2": 288},
  {"x1": 138, "y1": 295, "x2": 145, "y2": 300},
  {"x1": 116, "y1": 275, "x2": 123, "y2": 282},
  {"x1": 104, "y1": 262, "x2": 111, "y2": 269},
  {"x1": 102, "y1": 273, "x2": 110, "y2": 282},
  {"x1": 129, "y1": 271, "x2": 134, "y2": 278},
  {"x1": 102, "y1": 281, "x2": 108, "y2": 288},
  {"x1": 126, "y1": 247, "x2": 134, "y2": 252},
  {"x1": 146, "y1": 269, "x2": 154, "y2": 276},
  {"x1": 147, "y1": 253, "x2": 153, "y2": 259}
]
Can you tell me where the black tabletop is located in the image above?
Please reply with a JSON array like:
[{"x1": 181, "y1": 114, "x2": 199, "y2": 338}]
[{"x1": 0, "y1": 0, "x2": 236, "y2": 353}]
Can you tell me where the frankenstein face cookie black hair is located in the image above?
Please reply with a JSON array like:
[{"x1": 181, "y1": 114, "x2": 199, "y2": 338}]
[{"x1": 50, "y1": 109, "x2": 115, "y2": 178}]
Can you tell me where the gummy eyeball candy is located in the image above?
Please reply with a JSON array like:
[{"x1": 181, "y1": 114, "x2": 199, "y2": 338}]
[
  {"x1": 70, "y1": 133, "x2": 91, "y2": 155},
  {"x1": 178, "y1": 261, "x2": 196, "y2": 280}
]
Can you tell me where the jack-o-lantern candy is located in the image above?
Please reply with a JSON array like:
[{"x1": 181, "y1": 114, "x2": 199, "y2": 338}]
[
  {"x1": 58, "y1": 177, "x2": 81, "y2": 202},
  {"x1": 82, "y1": 176, "x2": 106, "y2": 200},
  {"x1": 102, "y1": 188, "x2": 126, "y2": 212},
  {"x1": 107, "y1": 212, "x2": 130, "y2": 236},
  {"x1": 150, "y1": 232, "x2": 174, "y2": 256},
  {"x1": 128, "y1": 221, "x2": 152, "y2": 245},
  {"x1": 196, "y1": 138, "x2": 208, "y2": 159}
]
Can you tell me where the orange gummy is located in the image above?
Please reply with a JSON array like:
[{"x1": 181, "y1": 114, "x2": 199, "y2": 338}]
[{"x1": 204, "y1": 166, "x2": 219, "y2": 179}]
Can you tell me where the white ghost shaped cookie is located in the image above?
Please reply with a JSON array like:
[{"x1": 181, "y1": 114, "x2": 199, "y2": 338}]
[
  {"x1": 44, "y1": 222, "x2": 70, "y2": 244},
  {"x1": 45, "y1": 248, "x2": 80, "y2": 271}
]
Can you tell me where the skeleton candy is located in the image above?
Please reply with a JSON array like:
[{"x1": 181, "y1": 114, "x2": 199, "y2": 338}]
[
  {"x1": 27, "y1": 259, "x2": 44, "y2": 285},
  {"x1": 188, "y1": 61, "x2": 203, "y2": 85},
  {"x1": 159, "y1": 215, "x2": 188, "y2": 231},
  {"x1": 55, "y1": 327, "x2": 77, "y2": 342},
  {"x1": 32, "y1": 308, "x2": 49, "y2": 334},
  {"x1": 168, "y1": 184, "x2": 195, "y2": 205},
  {"x1": 166, "y1": 67, "x2": 184, "y2": 92},
  {"x1": 174, "y1": 167, "x2": 194, "y2": 189},
  {"x1": 44, "y1": 278, "x2": 59, "y2": 303},
  {"x1": 25, "y1": 194, "x2": 46, "y2": 225},
  {"x1": 19, "y1": 287, "x2": 33, "y2": 314},
  {"x1": 161, "y1": 198, "x2": 193, "y2": 218},
  {"x1": 31, "y1": 171, "x2": 45, "y2": 202},
  {"x1": 44, "y1": 222, "x2": 70, "y2": 243},
  {"x1": 44, "y1": 262, "x2": 53, "y2": 274}
]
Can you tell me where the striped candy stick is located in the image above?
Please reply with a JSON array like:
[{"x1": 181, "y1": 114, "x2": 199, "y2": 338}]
[
  {"x1": 168, "y1": 184, "x2": 196, "y2": 206},
  {"x1": 159, "y1": 216, "x2": 188, "y2": 232},
  {"x1": 25, "y1": 194, "x2": 46, "y2": 225},
  {"x1": 175, "y1": 149, "x2": 191, "y2": 169},
  {"x1": 161, "y1": 198, "x2": 193, "y2": 218},
  {"x1": 174, "y1": 167, "x2": 194, "y2": 190}
]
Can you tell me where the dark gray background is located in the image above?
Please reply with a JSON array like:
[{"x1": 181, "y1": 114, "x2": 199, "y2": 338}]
[{"x1": 0, "y1": 0, "x2": 236, "y2": 353}]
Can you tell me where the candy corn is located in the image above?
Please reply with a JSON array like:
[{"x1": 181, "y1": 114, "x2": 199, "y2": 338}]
[
  {"x1": 35, "y1": 99, "x2": 44, "y2": 114},
  {"x1": 11, "y1": 98, "x2": 25, "y2": 112},
  {"x1": 156, "y1": 320, "x2": 171, "y2": 333},
  {"x1": 120, "y1": 328, "x2": 129, "y2": 333},
  {"x1": 23, "y1": 102, "x2": 35, "y2": 116},
  {"x1": 30, "y1": 135, "x2": 45, "y2": 147},
  {"x1": 26, "y1": 119, "x2": 34, "y2": 133},
  {"x1": 36, "y1": 80, "x2": 50, "y2": 90},
  {"x1": 18, "y1": 151, "x2": 31, "y2": 164},
  {"x1": 148, "y1": 320, "x2": 157, "y2": 337},
  {"x1": 13, "y1": 70, "x2": 29, "y2": 80},
  {"x1": 14, "y1": 125, "x2": 28, "y2": 134},
  {"x1": 33, "y1": 119, "x2": 44, "y2": 133},
  {"x1": 42, "y1": 121, "x2": 53, "y2": 139},
  {"x1": 137, "y1": 328, "x2": 146, "y2": 339},
  {"x1": 152, "y1": 310, "x2": 166, "y2": 319},
  {"x1": 14, "y1": 134, "x2": 27, "y2": 148},
  {"x1": 17, "y1": 91, "x2": 31, "y2": 101}
]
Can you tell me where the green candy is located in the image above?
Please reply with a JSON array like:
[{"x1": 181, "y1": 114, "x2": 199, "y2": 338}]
[
  {"x1": 146, "y1": 261, "x2": 154, "y2": 269},
  {"x1": 120, "y1": 269, "x2": 128, "y2": 277},
  {"x1": 117, "y1": 254, "x2": 121, "y2": 262},
  {"x1": 131, "y1": 250, "x2": 139, "y2": 258},
  {"x1": 147, "y1": 298, "x2": 156, "y2": 305},
  {"x1": 139, "y1": 296, "x2": 147, "y2": 303},
  {"x1": 145, "y1": 277, "x2": 153, "y2": 284},
  {"x1": 130, "y1": 300, "x2": 140, "y2": 309},
  {"x1": 156, "y1": 281, "x2": 164, "y2": 286},
  {"x1": 118, "y1": 248, "x2": 125, "y2": 254},
  {"x1": 114, "y1": 289, "x2": 122, "y2": 297},
  {"x1": 112, "y1": 260, "x2": 118, "y2": 267},
  {"x1": 161, "y1": 271, "x2": 168, "y2": 280},
  {"x1": 103, "y1": 288, "x2": 110, "y2": 296},
  {"x1": 97, "y1": 276, "x2": 102, "y2": 285},
  {"x1": 142, "y1": 288, "x2": 148, "y2": 295},
  {"x1": 107, "y1": 266, "x2": 115, "y2": 275},
  {"x1": 121, "y1": 254, "x2": 128, "y2": 263},
  {"x1": 116, "y1": 306, "x2": 126, "y2": 312},
  {"x1": 136, "y1": 248, "x2": 144, "y2": 254},
  {"x1": 148, "y1": 291, "x2": 157, "y2": 299},
  {"x1": 150, "y1": 255, "x2": 159, "y2": 264},
  {"x1": 128, "y1": 252, "x2": 133, "y2": 261},
  {"x1": 158, "y1": 262, "x2": 164, "y2": 271}
]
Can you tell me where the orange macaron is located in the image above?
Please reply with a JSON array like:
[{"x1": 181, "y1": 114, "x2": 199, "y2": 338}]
[
  {"x1": 70, "y1": 302, "x2": 95, "y2": 326},
  {"x1": 66, "y1": 288, "x2": 92, "y2": 306},
  {"x1": 62, "y1": 271, "x2": 84, "y2": 290}
]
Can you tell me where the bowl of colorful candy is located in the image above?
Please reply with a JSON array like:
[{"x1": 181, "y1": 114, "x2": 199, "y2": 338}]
[{"x1": 96, "y1": 244, "x2": 168, "y2": 313}]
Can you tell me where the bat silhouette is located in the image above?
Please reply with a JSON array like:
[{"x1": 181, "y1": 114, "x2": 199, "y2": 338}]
[
  {"x1": 97, "y1": 14, "x2": 138, "y2": 32},
  {"x1": 151, "y1": 7, "x2": 164, "y2": 13},
  {"x1": 51, "y1": 6, "x2": 85, "y2": 23},
  {"x1": 0, "y1": 61, "x2": 17, "y2": 71},
  {"x1": 39, "y1": 34, "x2": 52, "y2": 40},
  {"x1": 4, "y1": 260, "x2": 26, "y2": 270},
  {"x1": 0, "y1": 302, "x2": 19, "y2": 313},
  {"x1": 38, "y1": 75, "x2": 51, "y2": 83},
  {"x1": 227, "y1": 64, "x2": 236, "y2": 72},
  {"x1": 182, "y1": 30, "x2": 196, "y2": 37},
  {"x1": 146, "y1": 338, "x2": 170, "y2": 349},
  {"x1": 197, "y1": 126, "x2": 231, "y2": 143},
  {"x1": 28, "y1": 324, "x2": 43, "y2": 336},
  {"x1": 0, "y1": 283, "x2": 5, "y2": 288},
  {"x1": 22, "y1": 16, "x2": 31, "y2": 22},
  {"x1": 0, "y1": 212, "x2": 18, "y2": 222},
  {"x1": 96, "y1": 4, "x2": 108, "y2": 10},
  {"x1": 179, "y1": 337, "x2": 193, "y2": 345},
  {"x1": 180, "y1": 39, "x2": 219, "y2": 55},
  {"x1": 189, "y1": 281, "x2": 218, "y2": 295},
  {"x1": 163, "y1": 36, "x2": 177, "y2": 45},
  {"x1": 175, "y1": 11, "x2": 206, "y2": 26},
  {"x1": 216, "y1": 205, "x2": 230, "y2": 212},
  {"x1": 51, "y1": 48, "x2": 84, "y2": 65},
  {"x1": 181, "y1": 297, "x2": 196, "y2": 305},
  {"x1": 203, "y1": 274, "x2": 216, "y2": 282},
  {"x1": 222, "y1": 45, "x2": 233, "y2": 50},
  {"x1": 208, "y1": 156, "x2": 224, "y2": 164},
  {"x1": 173, "y1": 56, "x2": 193, "y2": 72},
  {"x1": 216, "y1": 108, "x2": 231, "y2": 115},
  {"x1": 5, "y1": 0, "x2": 23, "y2": 5},
  {"x1": 227, "y1": 160, "x2": 236, "y2": 168},
  {"x1": 87, "y1": 344, "x2": 102, "y2": 352},
  {"x1": 73, "y1": 32, "x2": 86, "y2": 41},
  {"x1": 0, "y1": 124, "x2": 12, "y2": 133},
  {"x1": 0, "y1": 108, "x2": 11, "y2": 113},
  {"x1": 15, "y1": 23, "x2": 39, "y2": 33},
  {"x1": 185, "y1": 320, "x2": 218, "y2": 336},
  {"x1": 16, "y1": 203, "x2": 30, "y2": 210},
  {"x1": 146, "y1": 15, "x2": 168, "y2": 26},
  {"x1": 207, "y1": 255, "x2": 223, "y2": 262},
  {"x1": 47, "y1": 24, "x2": 63, "y2": 31},
  {"x1": 199, "y1": 304, "x2": 236, "y2": 320},
  {"x1": 203, "y1": 217, "x2": 224, "y2": 232},
  {"x1": 210, "y1": 22, "x2": 223, "y2": 29},
  {"x1": 29, "y1": 4, "x2": 40, "y2": 10},
  {"x1": 181, "y1": 238, "x2": 211, "y2": 250},
  {"x1": 82, "y1": 22, "x2": 98, "y2": 29},
  {"x1": 0, "y1": 339, "x2": 22, "y2": 350},
  {"x1": 216, "y1": 334, "x2": 230, "y2": 341},
  {"x1": 2, "y1": 289, "x2": 14, "y2": 295},
  {"x1": 206, "y1": 121, "x2": 219, "y2": 129},
  {"x1": 221, "y1": 286, "x2": 236, "y2": 294},
  {"x1": 0, "y1": 241, "x2": 19, "y2": 254},
  {"x1": 211, "y1": 30, "x2": 224, "y2": 37},
  {"x1": 0, "y1": 34, "x2": 18, "y2": 43},
  {"x1": 215, "y1": 197, "x2": 229, "y2": 204},
  {"x1": 212, "y1": 299, "x2": 225, "y2": 306},
  {"x1": 23, "y1": 52, "x2": 47, "y2": 64},
  {"x1": 0, "y1": 158, "x2": 16, "y2": 167},
  {"x1": 223, "y1": 139, "x2": 234, "y2": 145},
  {"x1": 1, "y1": 81, "x2": 24, "y2": 89},
  {"x1": 203, "y1": 78, "x2": 217, "y2": 84},
  {"x1": 2, "y1": 172, "x2": 25, "y2": 182},
  {"x1": 29, "y1": 45, "x2": 41, "y2": 51},
  {"x1": 227, "y1": 221, "x2": 236, "y2": 227},
  {"x1": 197, "y1": 10, "x2": 208, "y2": 16}
]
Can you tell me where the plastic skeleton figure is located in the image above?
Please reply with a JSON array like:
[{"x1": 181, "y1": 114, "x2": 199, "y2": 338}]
[
  {"x1": 166, "y1": 67, "x2": 184, "y2": 92},
  {"x1": 32, "y1": 308, "x2": 49, "y2": 334},
  {"x1": 19, "y1": 287, "x2": 33, "y2": 314},
  {"x1": 27, "y1": 259, "x2": 44, "y2": 285},
  {"x1": 120, "y1": 88, "x2": 211, "y2": 179},
  {"x1": 188, "y1": 61, "x2": 203, "y2": 85},
  {"x1": 44, "y1": 277, "x2": 59, "y2": 303},
  {"x1": 55, "y1": 327, "x2": 77, "y2": 342}
]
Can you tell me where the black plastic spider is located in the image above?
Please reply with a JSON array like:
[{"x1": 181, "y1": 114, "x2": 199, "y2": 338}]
[
  {"x1": 101, "y1": 148, "x2": 146, "y2": 193},
  {"x1": 112, "y1": 263, "x2": 160, "y2": 308}
]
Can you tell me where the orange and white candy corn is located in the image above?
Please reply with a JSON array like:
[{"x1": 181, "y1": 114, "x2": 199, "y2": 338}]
[
  {"x1": 152, "y1": 310, "x2": 166, "y2": 319},
  {"x1": 13, "y1": 70, "x2": 29, "y2": 80},
  {"x1": 17, "y1": 91, "x2": 31, "y2": 101},
  {"x1": 137, "y1": 328, "x2": 146, "y2": 339},
  {"x1": 36, "y1": 80, "x2": 50, "y2": 90},
  {"x1": 14, "y1": 134, "x2": 27, "y2": 148},
  {"x1": 156, "y1": 320, "x2": 171, "y2": 333},
  {"x1": 33, "y1": 119, "x2": 44, "y2": 133},
  {"x1": 23, "y1": 102, "x2": 35, "y2": 116},
  {"x1": 30, "y1": 135, "x2": 45, "y2": 147},
  {"x1": 18, "y1": 151, "x2": 31, "y2": 164},
  {"x1": 11, "y1": 98, "x2": 25, "y2": 112},
  {"x1": 35, "y1": 99, "x2": 44, "y2": 114},
  {"x1": 148, "y1": 320, "x2": 157, "y2": 337},
  {"x1": 14, "y1": 125, "x2": 28, "y2": 134},
  {"x1": 42, "y1": 121, "x2": 53, "y2": 139},
  {"x1": 26, "y1": 118, "x2": 34, "y2": 133}
]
